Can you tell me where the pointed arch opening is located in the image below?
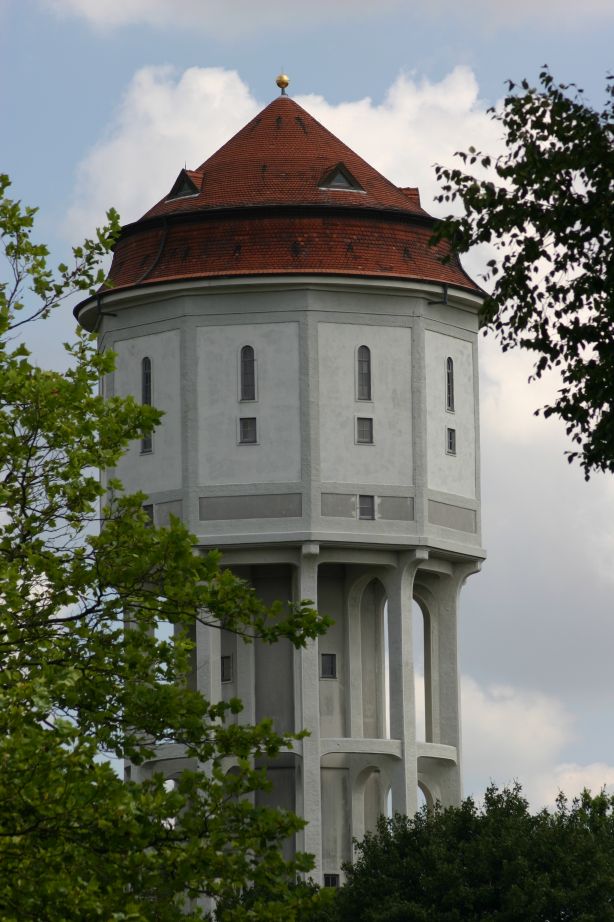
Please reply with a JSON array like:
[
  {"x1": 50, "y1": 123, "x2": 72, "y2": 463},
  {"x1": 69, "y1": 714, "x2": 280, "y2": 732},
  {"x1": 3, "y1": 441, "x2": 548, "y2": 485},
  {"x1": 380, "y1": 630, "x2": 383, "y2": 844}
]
[
  {"x1": 417, "y1": 780, "x2": 433, "y2": 811},
  {"x1": 413, "y1": 599, "x2": 425, "y2": 741}
]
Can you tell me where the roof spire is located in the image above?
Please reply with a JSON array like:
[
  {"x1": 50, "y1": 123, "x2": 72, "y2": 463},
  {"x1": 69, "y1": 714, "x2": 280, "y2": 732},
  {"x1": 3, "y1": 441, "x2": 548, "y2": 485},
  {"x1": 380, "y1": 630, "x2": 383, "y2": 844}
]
[{"x1": 276, "y1": 72, "x2": 290, "y2": 95}]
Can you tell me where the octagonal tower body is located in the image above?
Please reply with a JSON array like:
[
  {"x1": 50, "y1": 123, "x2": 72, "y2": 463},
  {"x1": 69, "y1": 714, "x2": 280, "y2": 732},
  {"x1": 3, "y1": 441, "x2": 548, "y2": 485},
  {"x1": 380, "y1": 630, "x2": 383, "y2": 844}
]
[{"x1": 77, "y1": 93, "x2": 485, "y2": 884}]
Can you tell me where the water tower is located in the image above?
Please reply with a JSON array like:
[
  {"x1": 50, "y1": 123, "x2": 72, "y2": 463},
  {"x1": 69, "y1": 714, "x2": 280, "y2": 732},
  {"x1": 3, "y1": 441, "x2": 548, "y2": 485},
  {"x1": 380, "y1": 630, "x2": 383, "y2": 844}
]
[{"x1": 76, "y1": 77, "x2": 485, "y2": 884}]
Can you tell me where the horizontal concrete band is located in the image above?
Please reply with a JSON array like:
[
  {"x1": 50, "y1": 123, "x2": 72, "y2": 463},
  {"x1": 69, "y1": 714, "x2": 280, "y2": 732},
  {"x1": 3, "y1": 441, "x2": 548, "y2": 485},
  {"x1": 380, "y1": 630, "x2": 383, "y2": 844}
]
[
  {"x1": 427, "y1": 499, "x2": 476, "y2": 533},
  {"x1": 155, "y1": 499, "x2": 183, "y2": 525},
  {"x1": 176, "y1": 495, "x2": 476, "y2": 533},
  {"x1": 199, "y1": 493, "x2": 302, "y2": 520},
  {"x1": 198, "y1": 492, "x2": 415, "y2": 522},
  {"x1": 321, "y1": 493, "x2": 414, "y2": 521}
]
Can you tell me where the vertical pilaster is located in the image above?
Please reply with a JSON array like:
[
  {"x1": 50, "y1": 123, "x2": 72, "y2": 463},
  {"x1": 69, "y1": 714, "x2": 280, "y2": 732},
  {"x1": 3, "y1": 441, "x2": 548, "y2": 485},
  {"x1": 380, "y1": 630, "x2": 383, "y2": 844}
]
[
  {"x1": 384, "y1": 550, "x2": 427, "y2": 815},
  {"x1": 294, "y1": 545, "x2": 322, "y2": 878},
  {"x1": 411, "y1": 306, "x2": 428, "y2": 533},
  {"x1": 195, "y1": 615, "x2": 222, "y2": 705},
  {"x1": 235, "y1": 636, "x2": 255, "y2": 726},
  {"x1": 182, "y1": 314, "x2": 199, "y2": 536},
  {"x1": 423, "y1": 603, "x2": 436, "y2": 742},
  {"x1": 345, "y1": 570, "x2": 365, "y2": 740},
  {"x1": 429, "y1": 562, "x2": 479, "y2": 805},
  {"x1": 194, "y1": 614, "x2": 223, "y2": 916}
]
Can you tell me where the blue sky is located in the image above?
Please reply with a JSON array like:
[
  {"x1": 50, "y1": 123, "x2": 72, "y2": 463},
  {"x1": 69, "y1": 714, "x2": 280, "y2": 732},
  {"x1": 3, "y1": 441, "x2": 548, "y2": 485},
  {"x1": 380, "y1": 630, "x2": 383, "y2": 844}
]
[{"x1": 2, "y1": 0, "x2": 614, "y2": 806}]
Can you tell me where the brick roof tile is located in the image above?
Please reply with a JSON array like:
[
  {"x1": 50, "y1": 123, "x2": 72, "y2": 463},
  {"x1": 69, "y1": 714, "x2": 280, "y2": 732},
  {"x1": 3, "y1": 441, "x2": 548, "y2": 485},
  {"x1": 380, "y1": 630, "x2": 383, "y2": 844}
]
[{"x1": 84, "y1": 94, "x2": 482, "y2": 305}]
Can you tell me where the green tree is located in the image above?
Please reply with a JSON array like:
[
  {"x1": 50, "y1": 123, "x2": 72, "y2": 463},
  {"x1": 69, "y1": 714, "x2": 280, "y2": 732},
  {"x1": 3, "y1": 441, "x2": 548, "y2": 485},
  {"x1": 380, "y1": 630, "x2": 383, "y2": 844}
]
[
  {"x1": 319, "y1": 785, "x2": 614, "y2": 922},
  {"x1": 434, "y1": 70, "x2": 614, "y2": 478},
  {"x1": 0, "y1": 173, "x2": 328, "y2": 921}
]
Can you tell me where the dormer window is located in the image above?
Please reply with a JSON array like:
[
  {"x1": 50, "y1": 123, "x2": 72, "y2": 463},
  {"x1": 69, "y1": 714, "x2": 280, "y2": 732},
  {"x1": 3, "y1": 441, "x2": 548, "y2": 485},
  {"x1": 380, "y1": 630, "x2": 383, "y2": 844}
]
[
  {"x1": 319, "y1": 163, "x2": 364, "y2": 193},
  {"x1": 166, "y1": 169, "x2": 200, "y2": 201}
]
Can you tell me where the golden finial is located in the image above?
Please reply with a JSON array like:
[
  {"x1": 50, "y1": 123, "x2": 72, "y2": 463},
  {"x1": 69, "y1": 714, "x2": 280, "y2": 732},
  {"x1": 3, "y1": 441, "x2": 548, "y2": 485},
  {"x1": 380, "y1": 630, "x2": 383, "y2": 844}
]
[{"x1": 276, "y1": 73, "x2": 290, "y2": 95}]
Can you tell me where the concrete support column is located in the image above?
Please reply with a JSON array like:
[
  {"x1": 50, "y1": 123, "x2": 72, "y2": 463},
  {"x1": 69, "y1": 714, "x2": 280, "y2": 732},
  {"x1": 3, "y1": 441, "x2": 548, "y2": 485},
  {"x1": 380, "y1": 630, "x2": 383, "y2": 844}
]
[
  {"x1": 433, "y1": 563, "x2": 478, "y2": 805},
  {"x1": 195, "y1": 613, "x2": 222, "y2": 705},
  {"x1": 345, "y1": 569, "x2": 367, "y2": 739},
  {"x1": 384, "y1": 550, "x2": 427, "y2": 816},
  {"x1": 192, "y1": 614, "x2": 222, "y2": 918},
  {"x1": 411, "y1": 311, "x2": 428, "y2": 533},
  {"x1": 350, "y1": 773, "x2": 366, "y2": 850},
  {"x1": 294, "y1": 545, "x2": 322, "y2": 878},
  {"x1": 235, "y1": 635, "x2": 255, "y2": 726}
]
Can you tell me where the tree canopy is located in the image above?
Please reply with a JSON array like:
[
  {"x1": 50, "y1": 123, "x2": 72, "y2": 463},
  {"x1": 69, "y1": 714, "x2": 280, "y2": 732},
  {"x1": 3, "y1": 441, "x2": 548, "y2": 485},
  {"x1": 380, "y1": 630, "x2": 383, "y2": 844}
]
[
  {"x1": 316, "y1": 785, "x2": 614, "y2": 922},
  {"x1": 434, "y1": 70, "x2": 614, "y2": 478},
  {"x1": 0, "y1": 174, "x2": 328, "y2": 921}
]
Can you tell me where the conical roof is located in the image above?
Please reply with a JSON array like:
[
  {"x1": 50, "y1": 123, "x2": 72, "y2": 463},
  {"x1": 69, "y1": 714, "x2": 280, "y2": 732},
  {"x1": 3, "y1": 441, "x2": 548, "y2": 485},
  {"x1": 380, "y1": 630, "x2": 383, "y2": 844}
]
[
  {"x1": 90, "y1": 93, "x2": 481, "y2": 301},
  {"x1": 141, "y1": 95, "x2": 429, "y2": 220}
]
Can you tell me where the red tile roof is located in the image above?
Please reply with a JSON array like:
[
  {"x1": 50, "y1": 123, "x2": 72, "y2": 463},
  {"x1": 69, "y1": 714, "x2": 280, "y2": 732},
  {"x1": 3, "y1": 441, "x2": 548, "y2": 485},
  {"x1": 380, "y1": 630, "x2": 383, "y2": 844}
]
[
  {"x1": 80, "y1": 94, "x2": 482, "y2": 306},
  {"x1": 108, "y1": 209, "x2": 473, "y2": 291},
  {"x1": 141, "y1": 95, "x2": 430, "y2": 220}
]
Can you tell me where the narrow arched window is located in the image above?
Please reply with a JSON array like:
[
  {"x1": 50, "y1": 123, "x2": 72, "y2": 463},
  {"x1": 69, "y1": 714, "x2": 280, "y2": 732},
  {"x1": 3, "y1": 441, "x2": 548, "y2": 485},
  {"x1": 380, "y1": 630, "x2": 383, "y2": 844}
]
[
  {"x1": 141, "y1": 356, "x2": 153, "y2": 453},
  {"x1": 357, "y1": 345, "x2": 371, "y2": 400},
  {"x1": 240, "y1": 345, "x2": 256, "y2": 401},
  {"x1": 446, "y1": 357, "x2": 455, "y2": 412}
]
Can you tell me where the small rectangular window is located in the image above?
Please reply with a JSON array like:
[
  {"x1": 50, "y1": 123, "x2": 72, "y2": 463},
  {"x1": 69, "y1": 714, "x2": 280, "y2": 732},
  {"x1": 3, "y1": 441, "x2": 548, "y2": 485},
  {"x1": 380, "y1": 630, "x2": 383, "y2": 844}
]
[
  {"x1": 324, "y1": 874, "x2": 340, "y2": 888},
  {"x1": 356, "y1": 417, "x2": 373, "y2": 444},
  {"x1": 142, "y1": 504, "x2": 154, "y2": 525},
  {"x1": 446, "y1": 427, "x2": 456, "y2": 455},
  {"x1": 221, "y1": 654, "x2": 233, "y2": 683},
  {"x1": 239, "y1": 417, "x2": 257, "y2": 444},
  {"x1": 358, "y1": 494, "x2": 375, "y2": 520},
  {"x1": 320, "y1": 653, "x2": 337, "y2": 679}
]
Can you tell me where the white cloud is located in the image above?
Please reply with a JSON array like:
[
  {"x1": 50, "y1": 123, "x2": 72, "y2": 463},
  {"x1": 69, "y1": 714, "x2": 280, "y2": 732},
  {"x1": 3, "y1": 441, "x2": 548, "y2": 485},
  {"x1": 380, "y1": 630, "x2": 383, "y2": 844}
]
[
  {"x1": 65, "y1": 66, "x2": 260, "y2": 239},
  {"x1": 45, "y1": 0, "x2": 614, "y2": 33},
  {"x1": 479, "y1": 336, "x2": 563, "y2": 447},
  {"x1": 546, "y1": 762, "x2": 614, "y2": 800},
  {"x1": 416, "y1": 671, "x2": 614, "y2": 808},
  {"x1": 425, "y1": 0, "x2": 614, "y2": 27},
  {"x1": 297, "y1": 67, "x2": 501, "y2": 218},
  {"x1": 461, "y1": 675, "x2": 572, "y2": 798},
  {"x1": 459, "y1": 674, "x2": 614, "y2": 808},
  {"x1": 44, "y1": 0, "x2": 398, "y2": 35}
]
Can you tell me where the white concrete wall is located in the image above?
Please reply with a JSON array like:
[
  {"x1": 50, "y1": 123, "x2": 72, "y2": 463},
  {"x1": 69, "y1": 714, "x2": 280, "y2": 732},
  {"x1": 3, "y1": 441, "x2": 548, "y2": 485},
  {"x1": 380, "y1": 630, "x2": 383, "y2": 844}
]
[
  {"x1": 318, "y1": 323, "x2": 412, "y2": 486},
  {"x1": 425, "y1": 331, "x2": 476, "y2": 498},
  {"x1": 113, "y1": 330, "x2": 182, "y2": 494},
  {"x1": 197, "y1": 322, "x2": 300, "y2": 485}
]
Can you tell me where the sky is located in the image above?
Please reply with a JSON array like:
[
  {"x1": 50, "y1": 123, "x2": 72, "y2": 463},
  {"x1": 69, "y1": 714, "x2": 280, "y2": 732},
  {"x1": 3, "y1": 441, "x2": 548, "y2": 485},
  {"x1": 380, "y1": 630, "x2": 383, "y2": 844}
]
[{"x1": 2, "y1": 0, "x2": 613, "y2": 809}]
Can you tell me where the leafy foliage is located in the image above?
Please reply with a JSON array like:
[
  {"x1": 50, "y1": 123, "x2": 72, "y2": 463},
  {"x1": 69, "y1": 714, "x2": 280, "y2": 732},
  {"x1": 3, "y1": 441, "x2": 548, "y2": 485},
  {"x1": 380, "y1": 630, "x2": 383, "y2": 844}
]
[
  {"x1": 319, "y1": 785, "x2": 614, "y2": 922},
  {"x1": 0, "y1": 174, "x2": 328, "y2": 921},
  {"x1": 434, "y1": 70, "x2": 614, "y2": 477}
]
